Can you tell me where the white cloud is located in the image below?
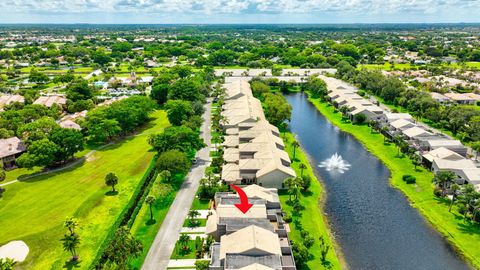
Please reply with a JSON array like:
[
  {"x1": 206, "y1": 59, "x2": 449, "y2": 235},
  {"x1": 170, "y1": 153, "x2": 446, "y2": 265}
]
[{"x1": 0, "y1": 0, "x2": 479, "y2": 22}]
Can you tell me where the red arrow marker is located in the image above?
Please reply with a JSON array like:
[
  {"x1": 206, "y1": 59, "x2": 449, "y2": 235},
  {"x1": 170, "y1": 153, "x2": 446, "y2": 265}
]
[{"x1": 230, "y1": 184, "x2": 254, "y2": 214}]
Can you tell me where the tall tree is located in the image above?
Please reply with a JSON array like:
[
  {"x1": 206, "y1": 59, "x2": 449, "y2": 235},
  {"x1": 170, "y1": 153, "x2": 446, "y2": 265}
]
[
  {"x1": 103, "y1": 226, "x2": 143, "y2": 268},
  {"x1": 61, "y1": 233, "x2": 80, "y2": 261},
  {"x1": 433, "y1": 171, "x2": 456, "y2": 196},
  {"x1": 105, "y1": 172, "x2": 119, "y2": 193},
  {"x1": 145, "y1": 195, "x2": 156, "y2": 221}
]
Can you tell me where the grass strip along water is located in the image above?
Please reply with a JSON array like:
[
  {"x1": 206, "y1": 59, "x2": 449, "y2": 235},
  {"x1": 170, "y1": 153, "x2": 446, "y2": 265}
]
[
  {"x1": 280, "y1": 131, "x2": 343, "y2": 270},
  {"x1": 307, "y1": 94, "x2": 480, "y2": 269}
]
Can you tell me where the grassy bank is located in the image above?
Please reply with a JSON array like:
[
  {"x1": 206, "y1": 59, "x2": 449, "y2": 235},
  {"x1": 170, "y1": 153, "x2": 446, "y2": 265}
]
[
  {"x1": 128, "y1": 172, "x2": 184, "y2": 269},
  {"x1": 0, "y1": 111, "x2": 169, "y2": 270},
  {"x1": 307, "y1": 95, "x2": 480, "y2": 269},
  {"x1": 280, "y1": 132, "x2": 343, "y2": 270}
]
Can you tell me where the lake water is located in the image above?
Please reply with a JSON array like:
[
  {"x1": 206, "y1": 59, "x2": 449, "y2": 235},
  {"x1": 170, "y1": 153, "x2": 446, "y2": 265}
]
[{"x1": 286, "y1": 92, "x2": 470, "y2": 270}]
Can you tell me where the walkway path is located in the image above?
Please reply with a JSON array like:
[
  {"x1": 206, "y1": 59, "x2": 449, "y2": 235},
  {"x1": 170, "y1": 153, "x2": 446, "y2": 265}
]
[
  {"x1": 142, "y1": 99, "x2": 212, "y2": 270},
  {"x1": 167, "y1": 259, "x2": 197, "y2": 268}
]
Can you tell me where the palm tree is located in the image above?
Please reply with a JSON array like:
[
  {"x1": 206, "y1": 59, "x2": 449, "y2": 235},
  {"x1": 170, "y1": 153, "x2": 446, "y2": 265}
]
[
  {"x1": 145, "y1": 195, "x2": 156, "y2": 221},
  {"x1": 449, "y1": 184, "x2": 460, "y2": 212},
  {"x1": 105, "y1": 172, "x2": 119, "y2": 192},
  {"x1": 178, "y1": 234, "x2": 191, "y2": 251},
  {"x1": 292, "y1": 141, "x2": 300, "y2": 161},
  {"x1": 393, "y1": 135, "x2": 405, "y2": 156},
  {"x1": 433, "y1": 171, "x2": 456, "y2": 196},
  {"x1": 0, "y1": 258, "x2": 16, "y2": 270},
  {"x1": 411, "y1": 155, "x2": 422, "y2": 170},
  {"x1": 61, "y1": 233, "x2": 80, "y2": 261},
  {"x1": 188, "y1": 210, "x2": 200, "y2": 227},
  {"x1": 381, "y1": 126, "x2": 389, "y2": 143},
  {"x1": 339, "y1": 106, "x2": 349, "y2": 119},
  {"x1": 472, "y1": 200, "x2": 480, "y2": 223},
  {"x1": 284, "y1": 177, "x2": 296, "y2": 201},
  {"x1": 299, "y1": 163, "x2": 307, "y2": 177},
  {"x1": 64, "y1": 217, "x2": 79, "y2": 235}
]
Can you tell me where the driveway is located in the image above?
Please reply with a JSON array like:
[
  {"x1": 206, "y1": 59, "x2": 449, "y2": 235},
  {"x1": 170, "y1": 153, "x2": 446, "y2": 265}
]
[{"x1": 142, "y1": 99, "x2": 212, "y2": 270}]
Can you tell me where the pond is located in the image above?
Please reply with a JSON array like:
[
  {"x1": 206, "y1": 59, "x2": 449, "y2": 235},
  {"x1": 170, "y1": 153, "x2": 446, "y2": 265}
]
[{"x1": 286, "y1": 92, "x2": 470, "y2": 270}]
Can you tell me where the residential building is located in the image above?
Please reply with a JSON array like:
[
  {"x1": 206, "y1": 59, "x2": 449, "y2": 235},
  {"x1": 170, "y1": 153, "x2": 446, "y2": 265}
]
[
  {"x1": 33, "y1": 95, "x2": 67, "y2": 108},
  {"x1": 220, "y1": 80, "x2": 295, "y2": 189},
  {"x1": 0, "y1": 94, "x2": 24, "y2": 110},
  {"x1": 0, "y1": 137, "x2": 26, "y2": 170},
  {"x1": 207, "y1": 185, "x2": 296, "y2": 270}
]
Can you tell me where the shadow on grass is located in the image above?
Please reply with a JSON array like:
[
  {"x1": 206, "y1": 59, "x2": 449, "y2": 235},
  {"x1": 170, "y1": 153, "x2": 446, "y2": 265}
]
[
  {"x1": 62, "y1": 259, "x2": 81, "y2": 269},
  {"x1": 457, "y1": 221, "x2": 480, "y2": 235},
  {"x1": 301, "y1": 190, "x2": 314, "y2": 197},
  {"x1": 105, "y1": 190, "x2": 119, "y2": 196},
  {"x1": 146, "y1": 219, "x2": 156, "y2": 226},
  {"x1": 322, "y1": 260, "x2": 333, "y2": 269}
]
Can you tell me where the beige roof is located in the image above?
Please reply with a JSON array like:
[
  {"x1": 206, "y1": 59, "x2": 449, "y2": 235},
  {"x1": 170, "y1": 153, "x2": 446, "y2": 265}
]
[
  {"x1": 242, "y1": 185, "x2": 279, "y2": 204},
  {"x1": 422, "y1": 147, "x2": 464, "y2": 163},
  {"x1": 222, "y1": 163, "x2": 241, "y2": 183},
  {"x1": 444, "y1": 93, "x2": 476, "y2": 101},
  {"x1": 433, "y1": 158, "x2": 476, "y2": 171},
  {"x1": 390, "y1": 119, "x2": 416, "y2": 130},
  {"x1": 220, "y1": 80, "x2": 295, "y2": 186},
  {"x1": 219, "y1": 225, "x2": 281, "y2": 260},
  {"x1": 426, "y1": 139, "x2": 463, "y2": 148},
  {"x1": 33, "y1": 95, "x2": 67, "y2": 107},
  {"x1": 0, "y1": 94, "x2": 24, "y2": 107},
  {"x1": 0, "y1": 137, "x2": 26, "y2": 159},
  {"x1": 59, "y1": 120, "x2": 81, "y2": 130},
  {"x1": 384, "y1": 113, "x2": 414, "y2": 122},
  {"x1": 216, "y1": 204, "x2": 267, "y2": 219},
  {"x1": 205, "y1": 210, "x2": 218, "y2": 236},
  {"x1": 223, "y1": 136, "x2": 239, "y2": 148},
  {"x1": 238, "y1": 263, "x2": 276, "y2": 270},
  {"x1": 402, "y1": 127, "x2": 431, "y2": 138},
  {"x1": 224, "y1": 148, "x2": 240, "y2": 163},
  {"x1": 224, "y1": 79, "x2": 253, "y2": 100},
  {"x1": 458, "y1": 168, "x2": 480, "y2": 183}
]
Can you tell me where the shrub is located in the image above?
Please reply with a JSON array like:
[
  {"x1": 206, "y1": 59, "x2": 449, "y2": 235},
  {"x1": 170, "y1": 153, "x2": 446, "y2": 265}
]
[
  {"x1": 433, "y1": 186, "x2": 443, "y2": 197},
  {"x1": 402, "y1": 174, "x2": 416, "y2": 184},
  {"x1": 354, "y1": 113, "x2": 367, "y2": 124},
  {"x1": 283, "y1": 213, "x2": 292, "y2": 223}
]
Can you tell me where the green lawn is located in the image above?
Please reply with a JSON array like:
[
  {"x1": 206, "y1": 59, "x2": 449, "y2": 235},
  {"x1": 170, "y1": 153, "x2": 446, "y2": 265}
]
[
  {"x1": 358, "y1": 63, "x2": 417, "y2": 70},
  {"x1": 128, "y1": 173, "x2": 182, "y2": 269},
  {"x1": 191, "y1": 197, "x2": 211, "y2": 210},
  {"x1": 0, "y1": 110, "x2": 169, "y2": 270},
  {"x1": 307, "y1": 96, "x2": 480, "y2": 269},
  {"x1": 19, "y1": 66, "x2": 94, "y2": 74},
  {"x1": 171, "y1": 239, "x2": 197, "y2": 260},
  {"x1": 280, "y1": 132, "x2": 343, "y2": 270}
]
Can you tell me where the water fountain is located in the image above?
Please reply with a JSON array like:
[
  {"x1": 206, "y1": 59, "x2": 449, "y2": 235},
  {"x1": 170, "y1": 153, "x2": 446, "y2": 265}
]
[{"x1": 318, "y1": 152, "x2": 351, "y2": 173}]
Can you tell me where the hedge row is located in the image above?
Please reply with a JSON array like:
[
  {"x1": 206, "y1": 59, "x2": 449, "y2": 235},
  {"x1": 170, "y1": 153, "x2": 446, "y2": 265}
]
[{"x1": 89, "y1": 157, "x2": 158, "y2": 269}]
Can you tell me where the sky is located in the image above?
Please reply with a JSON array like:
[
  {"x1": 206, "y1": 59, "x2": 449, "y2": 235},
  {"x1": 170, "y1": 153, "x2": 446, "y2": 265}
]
[{"x1": 0, "y1": 0, "x2": 479, "y2": 24}]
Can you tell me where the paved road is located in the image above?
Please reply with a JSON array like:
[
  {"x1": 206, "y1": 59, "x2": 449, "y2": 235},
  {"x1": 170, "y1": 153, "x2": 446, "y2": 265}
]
[{"x1": 142, "y1": 99, "x2": 212, "y2": 270}]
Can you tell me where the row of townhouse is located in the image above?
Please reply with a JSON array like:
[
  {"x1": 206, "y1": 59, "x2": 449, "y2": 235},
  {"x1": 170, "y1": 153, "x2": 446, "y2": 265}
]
[
  {"x1": 207, "y1": 78, "x2": 297, "y2": 270},
  {"x1": 322, "y1": 76, "x2": 480, "y2": 190},
  {"x1": 323, "y1": 75, "x2": 385, "y2": 122},
  {"x1": 207, "y1": 185, "x2": 296, "y2": 270},
  {"x1": 430, "y1": 92, "x2": 480, "y2": 105},
  {"x1": 215, "y1": 68, "x2": 336, "y2": 78},
  {"x1": 220, "y1": 79, "x2": 296, "y2": 189},
  {"x1": 381, "y1": 113, "x2": 479, "y2": 189}
]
